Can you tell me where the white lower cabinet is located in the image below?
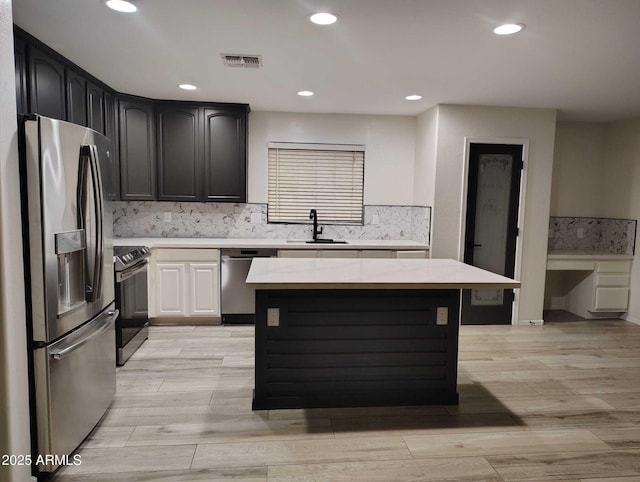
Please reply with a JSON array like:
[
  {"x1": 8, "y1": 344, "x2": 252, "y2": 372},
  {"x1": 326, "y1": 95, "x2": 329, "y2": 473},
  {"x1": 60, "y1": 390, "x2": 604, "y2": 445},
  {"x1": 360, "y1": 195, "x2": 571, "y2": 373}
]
[
  {"x1": 548, "y1": 257, "x2": 632, "y2": 318},
  {"x1": 155, "y1": 263, "x2": 187, "y2": 317},
  {"x1": 319, "y1": 250, "x2": 361, "y2": 258},
  {"x1": 592, "y1": 262, "x2": 630, "y2": 311},
  {"x1": 188, "y1": 263, "x2": 221, "y2": 316},
  {"x1": 149, "y1": 249, "x2": 220, "y2": 321}
]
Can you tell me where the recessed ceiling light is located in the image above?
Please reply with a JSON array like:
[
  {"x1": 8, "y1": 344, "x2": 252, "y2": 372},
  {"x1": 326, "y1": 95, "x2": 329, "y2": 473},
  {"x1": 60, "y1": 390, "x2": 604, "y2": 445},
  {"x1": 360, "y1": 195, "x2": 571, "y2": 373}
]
[
  {"x1": 297, "y1": 91, "x2": 314, "y2": 97},
  {"x1": 310, "y1": 13, "x2": 338, "y2": 25},
  {"x1": 405, "y1": 95, "x2": 422, "y2": 101},
  {"x1": 179, "y1": 84, "x2": 197, "y2": 90},
  {"x1": 106, "y1": 0, "x2": 137, "y2": 13},
  {"x1": 493, "y1": 23, "x2": 524, "y2": 35}
]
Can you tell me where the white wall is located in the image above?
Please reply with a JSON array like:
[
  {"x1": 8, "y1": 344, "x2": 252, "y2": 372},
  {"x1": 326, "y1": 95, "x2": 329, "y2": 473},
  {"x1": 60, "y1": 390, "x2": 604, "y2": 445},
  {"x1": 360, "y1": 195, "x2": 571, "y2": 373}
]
[
  {"x1": 429, "y1": 105, "x2": 557, "y2": 323},
  {"x1": 550, "y1": 122, "x2": 607, "y2": 216},
  {"x1": 413, "y1": 106, "x2": 438, "y2": 207},
  {"x1": 602, "y1": 119, "x2": 640, "y2": 323},
  {"x1": 248, "y1": 111, "x2": 416, "y2": 205},
  {"x1": 0, "y1": 1, "x2": 31, "y2": 481}
]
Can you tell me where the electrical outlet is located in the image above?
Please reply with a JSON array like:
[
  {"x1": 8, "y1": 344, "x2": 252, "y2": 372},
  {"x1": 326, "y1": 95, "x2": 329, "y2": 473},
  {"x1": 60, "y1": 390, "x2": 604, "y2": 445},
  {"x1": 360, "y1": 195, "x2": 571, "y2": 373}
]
[
  {"x1": 436, "y1": 307, "x2": 448, "y2": 325},
  {"x1": 251, "y1": 213, "x2": 262, "y2": 224},
  {"x1": 577, "y1": 228, "x2": 584, "y2": 238},
  {"x1": 267, "y1": 308, "x2": 280, "y2": 327},
  {"x1": 163, "y1": 212, "x2": 172, "y2": 223},
  {"x1": 371, "y1": 214, "x2": 380, "y2": 225}
]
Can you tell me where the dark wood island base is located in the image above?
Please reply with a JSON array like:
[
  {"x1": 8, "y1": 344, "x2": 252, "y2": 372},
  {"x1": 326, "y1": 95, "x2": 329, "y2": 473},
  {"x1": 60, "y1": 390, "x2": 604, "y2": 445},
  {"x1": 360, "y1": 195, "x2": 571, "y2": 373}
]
[{"x1": 252, "y1": 289, "x2": 461, "y2": 410}]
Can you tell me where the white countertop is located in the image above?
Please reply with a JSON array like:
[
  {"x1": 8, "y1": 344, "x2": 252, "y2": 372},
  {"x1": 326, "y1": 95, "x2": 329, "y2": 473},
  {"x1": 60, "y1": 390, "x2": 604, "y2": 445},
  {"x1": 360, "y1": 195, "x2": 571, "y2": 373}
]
[
  {"x1": 113, "y1": 237, "x2": 429, "y2": 251},
  {"x1": 547, "y1": 250, "x2": 633, "y2": 260},
  {"x1": 246, "y1": 258, "x2": 520, "y2": 290}
]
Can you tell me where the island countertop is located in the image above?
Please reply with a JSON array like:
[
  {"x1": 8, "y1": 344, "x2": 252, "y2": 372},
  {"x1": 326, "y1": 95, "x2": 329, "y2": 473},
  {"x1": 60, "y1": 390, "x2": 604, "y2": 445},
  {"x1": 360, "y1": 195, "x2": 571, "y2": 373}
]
[{"x1": 246, "y1": 257, "x2": 520, "y2": 290}]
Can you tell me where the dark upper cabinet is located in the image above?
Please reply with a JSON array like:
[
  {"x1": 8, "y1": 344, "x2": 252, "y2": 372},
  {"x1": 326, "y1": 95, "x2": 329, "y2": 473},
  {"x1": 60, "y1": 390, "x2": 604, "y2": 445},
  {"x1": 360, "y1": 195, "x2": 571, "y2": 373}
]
[
  {"x1": 203, "y1": 107, "x2": 247, "y2": 203},
  {"x1": 28, "y1": 46, "x2": 66, "y2": 120},
  {"x1": 14, "y1": 35, "x2": 28, "y2": 115},
  {"x1": 157, "y1": 105, "x2": 201, "y2": 201},
  {"x1": 65, "y1": 69, "x2": 87, "y2": 126},
  {"x1": 153, "y1": 103, "x2": 248, "y2": 203},
  {"x1": 119, "y1": 98, "x2": 156, "y2": 200},
  {"x1": 87, "y1": 81, "x2": 105, "y2": 134},
  {"x1": 104, "y1": 91, "x2": 120, "y2": 200},
  {"x1": 13, "y1": 26, "x2": 249, "y2": 204}
]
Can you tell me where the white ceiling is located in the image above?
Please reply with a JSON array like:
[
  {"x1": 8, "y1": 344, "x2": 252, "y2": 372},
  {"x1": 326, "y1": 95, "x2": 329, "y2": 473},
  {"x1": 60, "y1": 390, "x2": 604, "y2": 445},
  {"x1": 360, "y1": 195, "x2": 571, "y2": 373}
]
[{"x1": 12, "y1": 0, "x2": 640, "y2": 122}]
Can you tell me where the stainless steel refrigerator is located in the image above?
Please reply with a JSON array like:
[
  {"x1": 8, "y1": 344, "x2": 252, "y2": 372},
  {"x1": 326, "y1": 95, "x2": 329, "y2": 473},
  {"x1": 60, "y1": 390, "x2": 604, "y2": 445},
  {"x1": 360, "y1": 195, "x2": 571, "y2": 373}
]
[{"x1": 21, "y1": 115, "x2": 118, "y2": 476}]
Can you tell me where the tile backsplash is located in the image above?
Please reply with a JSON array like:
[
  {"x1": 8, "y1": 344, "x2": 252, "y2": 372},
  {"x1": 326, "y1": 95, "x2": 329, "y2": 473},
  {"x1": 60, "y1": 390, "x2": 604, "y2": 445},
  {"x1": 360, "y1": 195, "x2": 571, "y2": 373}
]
[
  {"x1": 548, "y1": 216, "x2": 637, "y2": 255},
  {"x1": 113, "y1": 202, "x2": 431, "y2": 244}
]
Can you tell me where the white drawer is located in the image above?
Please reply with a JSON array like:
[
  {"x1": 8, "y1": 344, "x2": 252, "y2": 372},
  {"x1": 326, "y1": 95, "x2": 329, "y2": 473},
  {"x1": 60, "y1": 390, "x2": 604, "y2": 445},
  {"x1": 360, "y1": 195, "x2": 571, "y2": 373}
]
[
  {"x1": 318, "y1": 250, "x2": 360, "y2": 258},
  {"x1": 395, "y1": 250, "x2": 428, "y2": 259},
  {"x1": 278, "y1": 249, "x2": 318, "y2": 258},
  {"x1": 597, "y1": 260, "x2": 632, "y2": 273},
  {"x1": 546, "y1": 259, "x2": 596, "y2": 271},
  {"x1": 154, "y1": 248, "x2": 220, "y2": 262},
  {"x1": 361, "y1": 250, "x2": 394, "y2": 259},
  {"x1": 595, "y1": 273, "x2": 630, "y2": 287},
  {"x1": 593, "y1": 287, "x2": 629, "y2": 311}
]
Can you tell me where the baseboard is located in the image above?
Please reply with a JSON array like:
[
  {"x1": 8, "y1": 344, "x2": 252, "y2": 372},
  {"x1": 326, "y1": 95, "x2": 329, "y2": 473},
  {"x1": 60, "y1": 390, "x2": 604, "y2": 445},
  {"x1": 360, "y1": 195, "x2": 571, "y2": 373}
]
[
  {"x1": 149, "y1": 318, "x2": 222, "y2": 326},
  {"x1": 518, "y1": 319, "x2": 544, "y2": 326},
  {"x1": 622, "y1": 314, "x2": 640, "y2": 325}
]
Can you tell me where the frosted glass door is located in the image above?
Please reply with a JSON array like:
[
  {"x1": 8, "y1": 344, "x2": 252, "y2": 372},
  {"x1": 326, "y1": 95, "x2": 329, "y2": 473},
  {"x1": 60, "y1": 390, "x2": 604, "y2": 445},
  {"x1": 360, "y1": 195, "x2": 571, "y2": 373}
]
[
  {"x1": 470, "y1": 154, "x2": 513, "y2": 306},
  {"x1": 462, "y1": 143, "x2": 523, "y2": 325}
]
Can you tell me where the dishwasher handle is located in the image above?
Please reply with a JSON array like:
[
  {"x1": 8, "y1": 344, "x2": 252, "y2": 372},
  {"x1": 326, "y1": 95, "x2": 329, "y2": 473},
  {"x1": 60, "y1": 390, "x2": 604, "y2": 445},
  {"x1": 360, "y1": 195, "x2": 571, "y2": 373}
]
[{"x1": 221, "y1": 249, "x2": 277, "y2": 259}]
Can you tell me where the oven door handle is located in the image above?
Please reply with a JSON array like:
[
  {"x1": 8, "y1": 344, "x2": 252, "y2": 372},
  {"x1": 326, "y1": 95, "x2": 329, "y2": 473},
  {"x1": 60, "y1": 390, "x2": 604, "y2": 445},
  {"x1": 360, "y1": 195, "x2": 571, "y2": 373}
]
[{"x1": 116, "y1": 260, "x2": 149, "y2": 282}]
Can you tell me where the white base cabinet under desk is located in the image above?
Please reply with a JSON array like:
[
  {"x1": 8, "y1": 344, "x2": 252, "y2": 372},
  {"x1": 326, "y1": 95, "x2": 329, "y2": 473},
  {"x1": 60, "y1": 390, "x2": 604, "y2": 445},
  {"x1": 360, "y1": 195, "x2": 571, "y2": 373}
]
[
  {"x1": 546, "y1": 255, "x2": 632, "y2": 318},
  {"x1": 149, "y1": 248, "x2": 221, "y2": 323}
]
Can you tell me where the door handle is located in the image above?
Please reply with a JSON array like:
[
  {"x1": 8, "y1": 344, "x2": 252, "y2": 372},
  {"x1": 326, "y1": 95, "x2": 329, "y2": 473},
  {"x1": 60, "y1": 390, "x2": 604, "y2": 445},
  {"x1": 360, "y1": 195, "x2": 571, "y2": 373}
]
[
  {"x1": 48, "y1": 309, "x2": 118, "y2": 360},
  {"x1": 79, "y1": 144, "x2": 104, "y2": 303}
]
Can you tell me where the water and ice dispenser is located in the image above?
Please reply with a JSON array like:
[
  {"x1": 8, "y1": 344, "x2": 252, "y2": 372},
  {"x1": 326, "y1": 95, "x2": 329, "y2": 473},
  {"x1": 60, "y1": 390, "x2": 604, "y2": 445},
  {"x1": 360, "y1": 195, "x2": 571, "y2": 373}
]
[{"x1": 55, "y1": 229, "x2": 86, "y2": 315}]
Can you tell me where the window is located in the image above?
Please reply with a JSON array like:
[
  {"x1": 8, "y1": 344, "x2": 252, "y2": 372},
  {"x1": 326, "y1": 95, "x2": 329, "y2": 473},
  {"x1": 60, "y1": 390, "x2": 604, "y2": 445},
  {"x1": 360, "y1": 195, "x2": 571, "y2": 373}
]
[{"x1": 267, "y1": 143, "x2": 365, "y2": 224}]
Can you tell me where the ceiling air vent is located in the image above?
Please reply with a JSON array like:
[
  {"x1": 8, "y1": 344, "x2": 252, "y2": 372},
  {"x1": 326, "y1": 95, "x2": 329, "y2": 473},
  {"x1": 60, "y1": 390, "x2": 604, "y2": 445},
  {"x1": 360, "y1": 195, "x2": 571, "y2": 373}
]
[{"x1": 221, "y1": 54, "x2": 263, "y2": 68}]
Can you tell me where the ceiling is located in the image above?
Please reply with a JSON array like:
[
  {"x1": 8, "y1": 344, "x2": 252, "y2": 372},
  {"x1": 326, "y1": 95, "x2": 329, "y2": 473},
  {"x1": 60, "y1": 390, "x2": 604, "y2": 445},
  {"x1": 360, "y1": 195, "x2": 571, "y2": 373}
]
[{"x1": 12, "y1": 0, "x2": 640, "y2": 122}]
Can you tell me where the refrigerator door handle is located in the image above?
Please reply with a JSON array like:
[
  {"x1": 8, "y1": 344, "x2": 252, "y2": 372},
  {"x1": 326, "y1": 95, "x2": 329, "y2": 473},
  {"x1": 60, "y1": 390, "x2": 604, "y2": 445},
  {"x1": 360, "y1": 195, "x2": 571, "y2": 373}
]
[
  {"x1": 80, "y1": 145, "x2": 104, "y2": 302},
  {"x1": 48, "y1": 309, "x2": 119, "y2": 360},
  {"x1": 89, "y1": 145, "x2": 105, "y2": 302},
  {"x1": 76, "y1": 150, "x2": 88, "y2": 238}
]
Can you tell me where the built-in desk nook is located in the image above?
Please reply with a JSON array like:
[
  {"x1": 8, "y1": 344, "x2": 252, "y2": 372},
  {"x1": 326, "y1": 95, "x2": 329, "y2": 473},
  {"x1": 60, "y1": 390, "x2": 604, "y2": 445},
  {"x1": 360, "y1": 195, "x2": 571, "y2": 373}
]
[
  {"x1": 246, "y1": 258, "x2": 519, "y2": 410},
  {"x1": 545, "y1": 251, "x2": 633, "y2": 318}
]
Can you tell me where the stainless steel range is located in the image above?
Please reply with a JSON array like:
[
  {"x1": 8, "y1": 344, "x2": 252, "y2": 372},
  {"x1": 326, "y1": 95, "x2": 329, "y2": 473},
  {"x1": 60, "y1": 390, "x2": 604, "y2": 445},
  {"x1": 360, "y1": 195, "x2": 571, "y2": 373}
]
[{"x1": 114, "y1": 246, "x2": 150, "y2": 365}]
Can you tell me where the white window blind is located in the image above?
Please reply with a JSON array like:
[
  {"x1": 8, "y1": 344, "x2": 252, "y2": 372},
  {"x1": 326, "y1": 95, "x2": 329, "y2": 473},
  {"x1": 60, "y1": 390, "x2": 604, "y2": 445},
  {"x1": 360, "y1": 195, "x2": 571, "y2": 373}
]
[{"x1": 268, "y1": 143, "x2": 365, "y2": 224}]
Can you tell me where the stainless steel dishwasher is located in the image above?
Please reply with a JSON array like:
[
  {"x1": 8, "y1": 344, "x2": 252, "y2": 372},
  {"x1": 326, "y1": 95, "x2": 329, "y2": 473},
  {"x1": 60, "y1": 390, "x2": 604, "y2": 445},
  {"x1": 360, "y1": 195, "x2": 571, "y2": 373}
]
[{"x1": 221, "y1": 248, "x2": 277, "y2": 324}]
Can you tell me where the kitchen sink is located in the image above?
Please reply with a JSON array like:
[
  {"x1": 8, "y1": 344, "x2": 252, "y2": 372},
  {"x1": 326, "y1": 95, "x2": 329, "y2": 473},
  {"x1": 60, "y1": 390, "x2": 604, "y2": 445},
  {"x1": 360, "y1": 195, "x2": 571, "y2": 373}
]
[
  {"x1": 306, "y1": 239, "x2": 348, "y2": 244},
  {"x1": 286, "y1": 239, "x2": 349, "y2": 244}
]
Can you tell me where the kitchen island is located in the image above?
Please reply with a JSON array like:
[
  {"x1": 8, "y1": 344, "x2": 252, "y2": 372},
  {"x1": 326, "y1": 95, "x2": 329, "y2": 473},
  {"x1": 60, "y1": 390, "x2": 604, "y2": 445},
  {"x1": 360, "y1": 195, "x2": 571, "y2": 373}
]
[{"x1": 247, "y1": 258, "x2": 520, "y2": 410}]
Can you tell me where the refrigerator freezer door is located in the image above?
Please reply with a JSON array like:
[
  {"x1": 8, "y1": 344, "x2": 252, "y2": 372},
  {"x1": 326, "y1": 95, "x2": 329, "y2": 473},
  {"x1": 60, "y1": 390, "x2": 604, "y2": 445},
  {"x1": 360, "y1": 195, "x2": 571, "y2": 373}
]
[
  {"x1": 33, "y1": 304, "x2": 118, "y2": 473},
  {"x1": 24, "y1": 116, "x2": 114, "y2": 342}
]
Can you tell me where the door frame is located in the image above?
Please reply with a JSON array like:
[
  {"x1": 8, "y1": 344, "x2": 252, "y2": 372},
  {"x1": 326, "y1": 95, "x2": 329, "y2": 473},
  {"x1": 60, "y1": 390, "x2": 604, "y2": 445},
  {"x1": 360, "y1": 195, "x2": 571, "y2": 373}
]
[{"x1": 459, "y1": 137, "x2": 529, "y2": 325}]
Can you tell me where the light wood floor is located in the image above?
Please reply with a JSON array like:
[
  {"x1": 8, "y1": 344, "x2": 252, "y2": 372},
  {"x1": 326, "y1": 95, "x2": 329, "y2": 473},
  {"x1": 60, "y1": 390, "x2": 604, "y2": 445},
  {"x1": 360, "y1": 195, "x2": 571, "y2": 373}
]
[{"x1": 52, "y1": 317, "x2": 640, "y2": 481}]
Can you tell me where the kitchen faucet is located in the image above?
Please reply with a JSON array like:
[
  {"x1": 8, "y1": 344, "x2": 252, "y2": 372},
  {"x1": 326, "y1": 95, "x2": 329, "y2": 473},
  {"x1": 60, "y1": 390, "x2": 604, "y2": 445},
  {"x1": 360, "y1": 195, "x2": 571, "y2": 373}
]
[{"x1": 309, "y1": 209, "x2": 323, "y2": 241}]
